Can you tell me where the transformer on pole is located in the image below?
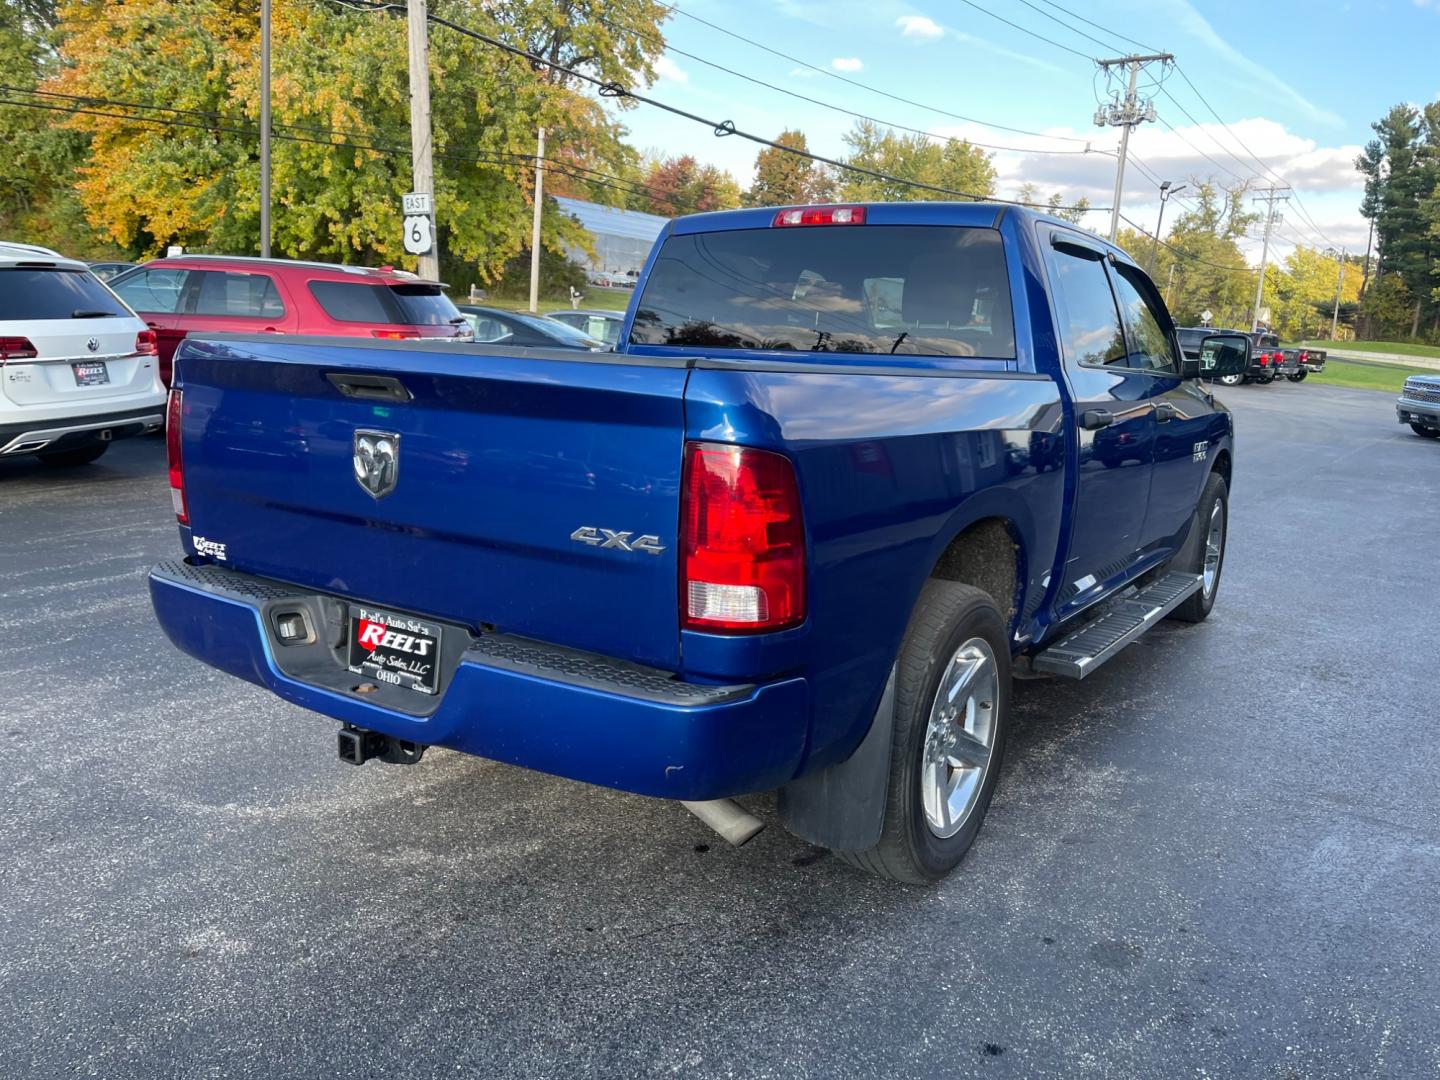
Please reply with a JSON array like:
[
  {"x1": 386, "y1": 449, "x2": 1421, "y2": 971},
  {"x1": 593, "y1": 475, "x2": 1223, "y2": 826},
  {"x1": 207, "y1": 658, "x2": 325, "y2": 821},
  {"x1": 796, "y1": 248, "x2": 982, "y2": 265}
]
[{"x1": 1094, "y1": 53, "x2": 1173, "y2": 243}]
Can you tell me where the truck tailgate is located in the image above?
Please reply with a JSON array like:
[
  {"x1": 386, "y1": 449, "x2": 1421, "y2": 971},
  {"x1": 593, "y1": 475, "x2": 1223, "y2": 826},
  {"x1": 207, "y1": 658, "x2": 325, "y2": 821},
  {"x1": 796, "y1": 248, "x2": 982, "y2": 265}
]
[{"x1": 176, "y1": 337, "x2": 688, "y2": 669}]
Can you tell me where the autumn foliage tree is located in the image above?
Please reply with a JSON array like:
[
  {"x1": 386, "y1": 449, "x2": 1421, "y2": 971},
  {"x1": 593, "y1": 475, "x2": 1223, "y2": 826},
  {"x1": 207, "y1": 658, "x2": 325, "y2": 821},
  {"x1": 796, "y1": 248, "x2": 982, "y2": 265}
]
[{"x1": 41, "y1": 0, "x2": 671, "y2": 285}]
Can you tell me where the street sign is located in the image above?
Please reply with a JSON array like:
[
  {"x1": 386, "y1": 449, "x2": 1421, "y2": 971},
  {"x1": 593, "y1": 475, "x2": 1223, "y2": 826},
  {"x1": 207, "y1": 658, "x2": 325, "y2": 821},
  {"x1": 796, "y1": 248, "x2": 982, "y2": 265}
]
[
  {"x1": 1200, "y1": 309, "x2": 1213, "y2": 326},
  {"x1": 403, "y1": 214, "x2": 434, "y2": 257},
  {"x1": 402, "y1": 191, "x2": 432, "y2": 215}
]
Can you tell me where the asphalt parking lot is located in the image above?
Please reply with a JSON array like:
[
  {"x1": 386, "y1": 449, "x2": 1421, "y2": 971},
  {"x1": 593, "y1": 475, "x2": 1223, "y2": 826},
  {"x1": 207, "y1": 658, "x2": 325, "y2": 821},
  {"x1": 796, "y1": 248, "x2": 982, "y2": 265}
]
[{"x1": 2, "y1": 381, "x2": 1437, "y2": 1079}]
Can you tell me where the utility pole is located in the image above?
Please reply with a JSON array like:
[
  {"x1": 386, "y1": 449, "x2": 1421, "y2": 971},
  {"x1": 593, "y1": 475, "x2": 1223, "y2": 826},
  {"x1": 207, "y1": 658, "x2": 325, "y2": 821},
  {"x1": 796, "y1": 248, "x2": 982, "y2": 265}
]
[
  {"x1": 406, "y1": 0, "x2": 439, "y2": 280},
  {"x1": 260, "y1": 0, "x2": 271, "y2": 258},
  {"x1": 1149, "y1": 180, "x2": 1187, "y2": 272},
  {"x1": 1095, "y1": 53, "x2": 1172, "y2": 243},
  {"x1": 528, "y1": 125, "x2": 545, "y2": 313},
  {"x1": 1165, "y1": 263, "x2": 1177, "y2": 308},
  {"x1": 1249, "y1": 186, "x2": 1290, "y2": 331},
  {"x1": 1330, "y1": 248, "x2": 1346, "y2": 339}
]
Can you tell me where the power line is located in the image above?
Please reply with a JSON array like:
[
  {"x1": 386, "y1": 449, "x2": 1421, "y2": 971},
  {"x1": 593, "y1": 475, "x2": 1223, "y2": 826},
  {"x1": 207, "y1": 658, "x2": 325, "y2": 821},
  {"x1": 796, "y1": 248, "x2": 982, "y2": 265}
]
[
  {"x1": 1008, "y1": 0, "x2": 1126, "y2": 54},
  {"x1": 657, "y1": 2, "x2": 1093, "y2": 144},
  {"x1": 359, "y1": 1, "x2": 1106, "y2": 211},
  {"x1": 0, "y1": 89, "x2": 688, "y2": 212},
  {"x1": 590, "y1": 12, "x2": 1107, "y2": 157},
  {"x1": 1117, "y1": 213, "x2": 1257, "y2": 273},
  {"x1": 1167, "y1": 64, "x2": 1340, "y2": 249},
  {"x1": 1028, "y1": 0, "x2": 1158, "y2": 53},
  {"x1": 948, "y1": 0, "x2": 1096, "y2": 61}
]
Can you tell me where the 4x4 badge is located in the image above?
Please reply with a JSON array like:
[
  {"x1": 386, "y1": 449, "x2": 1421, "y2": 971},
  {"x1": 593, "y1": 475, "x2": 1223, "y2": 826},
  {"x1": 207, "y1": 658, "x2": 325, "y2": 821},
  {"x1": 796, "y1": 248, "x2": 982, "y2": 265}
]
[{"x1": 354, "y1": 430, "x2": 400, "y2": 499}]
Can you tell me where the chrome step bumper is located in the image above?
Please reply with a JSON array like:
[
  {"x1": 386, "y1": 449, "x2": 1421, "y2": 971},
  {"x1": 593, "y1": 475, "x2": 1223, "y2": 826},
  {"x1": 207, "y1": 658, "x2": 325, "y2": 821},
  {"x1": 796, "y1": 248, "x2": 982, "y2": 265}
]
[{"x1": 1033, "y1": 572, "x2": 1201, "y2": 679}]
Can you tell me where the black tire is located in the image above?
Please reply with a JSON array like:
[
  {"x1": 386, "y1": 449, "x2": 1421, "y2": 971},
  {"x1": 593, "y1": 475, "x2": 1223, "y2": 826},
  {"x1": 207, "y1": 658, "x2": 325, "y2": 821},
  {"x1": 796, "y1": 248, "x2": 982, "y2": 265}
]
[
  {"x1": 1412, "y1": 423, "x2": 1440, "y2": 439},
  {"x1": 1217, "y1": 373, "x2": 1245, "y2": 387},
  {"x1": 1169, "y1": 471, "x2": 1228, "y2": 623},
  {"x1": 1257, "y1": 374, "x2": 1275, "y2": 384},
  {"x1": 37, "y1": 443, "x2": 109, "y2": 467},
  {"x1": 839, "y1": 581, "x2": 1011, "y2": 885},
  {"x1": 1287, "y1": 371, "x2": 1308, "y2": 382}
]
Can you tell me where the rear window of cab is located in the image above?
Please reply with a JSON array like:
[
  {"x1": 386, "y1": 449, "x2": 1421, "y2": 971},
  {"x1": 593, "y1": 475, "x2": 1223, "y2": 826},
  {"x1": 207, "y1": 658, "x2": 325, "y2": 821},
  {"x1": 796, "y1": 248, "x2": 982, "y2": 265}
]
[{"x1": 629, "y1": 225, "x2": 1016, "y2": 358}]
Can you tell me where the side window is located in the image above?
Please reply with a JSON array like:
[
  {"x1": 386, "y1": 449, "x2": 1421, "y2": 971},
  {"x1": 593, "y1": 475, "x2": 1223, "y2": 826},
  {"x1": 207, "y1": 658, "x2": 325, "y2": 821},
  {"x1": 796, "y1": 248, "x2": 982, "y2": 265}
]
[
  {"x1": 1045, "y1": 246, "x2": 1127, "y2": 368},
  {"x1": 193, "y1": 271, "x2": 286, "y2": 318},
  {"x1": 113, "y1": 268, "x2": 191, "y2": 314},
  {"x1": 1110, "y1": 269, "x2": 1179, "y2": 374},
  {"x1": 468, "y1": 315, "x2": 511, "y2": 342}
]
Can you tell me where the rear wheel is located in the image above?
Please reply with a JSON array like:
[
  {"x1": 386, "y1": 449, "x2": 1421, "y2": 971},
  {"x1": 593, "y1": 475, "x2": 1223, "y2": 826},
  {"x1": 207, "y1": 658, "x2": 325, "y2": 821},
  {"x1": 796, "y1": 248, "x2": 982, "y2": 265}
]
[
  {"x1": 1217, "y1": 373, "x2": 1245, "y2": 387},
  {"x1": 1169, "y1": 471, "x2": 1228, "y2": 623},
  {"x1": 37, "y1": 443, "x2": 109, "y2": 467},
  {"x1": 1287, "y1": 371, "x2": 1308, "y2": 382},
  {"x1": 839, "y1": 581, "x2": 1011, "y2": 885},
  {"x1": 1257, "y1": 374, "x2": 1275, "y2": 384},
  {"x1": 1412, "y1": 423, "x2": 1440, "y2": 439}
]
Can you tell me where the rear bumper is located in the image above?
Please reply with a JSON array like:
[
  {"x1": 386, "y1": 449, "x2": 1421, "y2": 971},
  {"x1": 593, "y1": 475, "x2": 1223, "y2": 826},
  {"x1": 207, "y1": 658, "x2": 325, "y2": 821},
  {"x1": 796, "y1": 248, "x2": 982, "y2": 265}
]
[
  {"x1": 148, "y1": 560, "x2": 809, "y2": 800},
  {"x1": 0, "y1": 404, "x2": 165, "y2": 455}
]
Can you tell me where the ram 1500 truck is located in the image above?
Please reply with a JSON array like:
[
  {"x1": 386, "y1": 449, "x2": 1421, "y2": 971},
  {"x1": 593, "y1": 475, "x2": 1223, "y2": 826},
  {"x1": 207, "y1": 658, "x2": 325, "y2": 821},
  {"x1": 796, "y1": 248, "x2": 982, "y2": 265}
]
[{"x1": 149, "y1": 203, "x2": 1247, "y2": 883}]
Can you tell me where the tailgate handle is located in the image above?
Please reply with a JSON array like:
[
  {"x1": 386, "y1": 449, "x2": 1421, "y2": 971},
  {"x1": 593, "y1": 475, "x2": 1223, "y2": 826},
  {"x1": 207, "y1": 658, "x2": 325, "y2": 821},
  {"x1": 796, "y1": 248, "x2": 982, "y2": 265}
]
[{"x1": 326, "y1": 372, "x2": 413, "y2": 403}]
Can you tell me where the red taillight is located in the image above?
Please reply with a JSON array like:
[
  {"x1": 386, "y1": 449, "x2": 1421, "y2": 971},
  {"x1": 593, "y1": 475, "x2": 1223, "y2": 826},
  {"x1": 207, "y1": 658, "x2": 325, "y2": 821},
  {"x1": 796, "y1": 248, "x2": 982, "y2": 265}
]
[
  {"x1": 135, "y1": 329, "x2": 158, "y2": 356},
  {"x1": 773, "y1": 205, "x2": 866, "y2": 227},
  {"x1": 1258, "y1": 355, "x2": 1269, "y2": 366},
  {"x1": 371, "y1": 329, "x2": 421, "y2": 340},
  {"x1": 0, "y1": 336, "x2": 38, "y2": 360},
  {"x1": 681, "y1": 442, "x2": 806, "y2": 633},
  {"x1": 166, "y1": 389, "x2": 188, "y2": 525}
]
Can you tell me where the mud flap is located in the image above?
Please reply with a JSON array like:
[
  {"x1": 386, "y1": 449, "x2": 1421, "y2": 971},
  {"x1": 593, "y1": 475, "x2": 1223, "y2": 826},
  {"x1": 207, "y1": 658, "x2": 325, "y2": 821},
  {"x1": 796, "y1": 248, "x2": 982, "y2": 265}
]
[{"x1": 776, "y1": 667, "x2": 895, "y2": 852}]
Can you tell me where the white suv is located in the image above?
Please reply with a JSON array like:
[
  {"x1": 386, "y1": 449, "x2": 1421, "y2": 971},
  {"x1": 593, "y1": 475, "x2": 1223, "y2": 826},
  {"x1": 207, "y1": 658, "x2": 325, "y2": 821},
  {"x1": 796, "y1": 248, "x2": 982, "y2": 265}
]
[{"x1": 1, "y1": 242, "x2": 166, "y2": 466}]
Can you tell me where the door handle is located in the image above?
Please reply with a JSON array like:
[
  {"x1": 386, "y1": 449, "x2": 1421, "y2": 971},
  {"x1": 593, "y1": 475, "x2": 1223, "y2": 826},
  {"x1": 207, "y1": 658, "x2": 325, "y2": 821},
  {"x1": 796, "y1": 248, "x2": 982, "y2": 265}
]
[
  {"x1": 1080, "y1": 409, "x2": 1113, "y2": 430},
  {"x1": 326, "y1": 372, "x2": 413, "y2": 403},
  {"x1": 146, "y1": 322, "x2": 161, "y2": 330},
  {"x1": 1154, "y1": 402, "x2": 1178, "y2": 422}
]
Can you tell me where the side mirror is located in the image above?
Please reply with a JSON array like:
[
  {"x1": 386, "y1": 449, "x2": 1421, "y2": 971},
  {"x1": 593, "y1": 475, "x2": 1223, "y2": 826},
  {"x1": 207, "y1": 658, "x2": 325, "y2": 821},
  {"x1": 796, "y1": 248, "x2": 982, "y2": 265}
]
[{"x1": 1197, "y1": 333, "x2": 1249, "y2": 379}]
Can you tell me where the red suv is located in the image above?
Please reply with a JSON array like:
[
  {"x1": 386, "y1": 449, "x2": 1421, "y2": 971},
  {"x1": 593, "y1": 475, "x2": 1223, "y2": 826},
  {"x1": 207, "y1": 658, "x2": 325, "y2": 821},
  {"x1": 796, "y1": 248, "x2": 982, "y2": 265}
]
[{"x1": 109, "y1": 256, "x2": 471, "y2": 384}]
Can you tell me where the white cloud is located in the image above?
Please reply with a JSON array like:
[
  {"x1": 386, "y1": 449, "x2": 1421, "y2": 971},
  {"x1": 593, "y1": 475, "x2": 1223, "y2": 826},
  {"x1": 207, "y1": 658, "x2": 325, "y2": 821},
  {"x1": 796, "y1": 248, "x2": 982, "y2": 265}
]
[
  {"x1": 896, "y1": 15, "x2": 944, "y2": 40},
  {"x1": 789, "y1": 67, "x2": 819, "y2": 79},
  {"x1": 928, "y1": 115, "x2": 1368, "y2": 254},
  {"x1": 831, "y1": 57, "x2": 864, "y2": 72},
  {"x1": 653, "y1": 56, "x2": 688, "y2": 84}
]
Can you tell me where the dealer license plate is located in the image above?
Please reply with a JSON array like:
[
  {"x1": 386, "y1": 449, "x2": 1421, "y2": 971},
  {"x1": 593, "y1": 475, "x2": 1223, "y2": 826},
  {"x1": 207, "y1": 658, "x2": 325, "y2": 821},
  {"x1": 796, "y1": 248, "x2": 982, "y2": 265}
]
[
  {"x1": 72, "y1": 361, "x2": 110, "y2": 387},
  {"x1": 346, "y1": 606, "x2": 442, "y2": 695}
]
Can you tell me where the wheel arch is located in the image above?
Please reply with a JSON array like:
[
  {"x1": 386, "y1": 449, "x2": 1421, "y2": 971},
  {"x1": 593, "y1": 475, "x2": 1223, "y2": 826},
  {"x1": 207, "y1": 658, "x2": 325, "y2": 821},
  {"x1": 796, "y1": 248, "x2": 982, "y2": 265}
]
[{"x1": 1212, "y1": 447, "x2": 1232, "y2": 490}]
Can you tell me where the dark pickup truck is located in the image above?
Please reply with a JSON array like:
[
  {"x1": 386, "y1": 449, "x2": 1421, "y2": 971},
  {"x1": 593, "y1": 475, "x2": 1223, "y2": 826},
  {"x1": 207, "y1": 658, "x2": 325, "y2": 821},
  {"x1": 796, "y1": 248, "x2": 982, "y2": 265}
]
[{"x1": 149, "y1": 202, "x2": 1247, "y2": 883}]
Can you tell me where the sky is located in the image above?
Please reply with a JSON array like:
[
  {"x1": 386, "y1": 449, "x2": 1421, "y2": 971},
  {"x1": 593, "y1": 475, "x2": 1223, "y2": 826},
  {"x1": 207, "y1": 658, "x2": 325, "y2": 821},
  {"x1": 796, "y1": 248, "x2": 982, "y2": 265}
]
[{"x1": 605, "y1": 0, "x2": 1440, "y2": 266}]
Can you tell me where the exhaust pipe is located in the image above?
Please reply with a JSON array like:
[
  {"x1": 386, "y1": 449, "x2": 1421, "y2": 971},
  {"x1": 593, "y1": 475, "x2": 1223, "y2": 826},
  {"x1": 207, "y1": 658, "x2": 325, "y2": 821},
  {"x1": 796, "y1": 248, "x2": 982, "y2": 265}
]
[{"x1": 681, "y1": 799, "x2": 765, "y2": 847}]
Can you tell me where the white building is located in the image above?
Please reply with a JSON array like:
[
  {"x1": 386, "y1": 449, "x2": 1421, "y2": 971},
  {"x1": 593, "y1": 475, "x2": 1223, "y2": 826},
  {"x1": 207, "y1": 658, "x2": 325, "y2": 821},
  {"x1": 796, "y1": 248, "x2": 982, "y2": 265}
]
[{"x1": 555, "y1": 196, "x2": 668, "y2": 277}]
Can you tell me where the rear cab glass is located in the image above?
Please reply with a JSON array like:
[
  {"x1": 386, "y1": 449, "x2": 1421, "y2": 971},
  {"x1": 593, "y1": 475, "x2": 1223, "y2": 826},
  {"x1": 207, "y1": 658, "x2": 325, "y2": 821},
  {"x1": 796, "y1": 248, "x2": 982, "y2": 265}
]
[
  {"x1": 1, "y1": 268, "x2": 130, "y2": 320},
  {"x1": 630, "y1": 225, "x2": 1015, "y2": 358},
  {"x1": 308, "y1": 280, "x2": 462, "y2": 326}
]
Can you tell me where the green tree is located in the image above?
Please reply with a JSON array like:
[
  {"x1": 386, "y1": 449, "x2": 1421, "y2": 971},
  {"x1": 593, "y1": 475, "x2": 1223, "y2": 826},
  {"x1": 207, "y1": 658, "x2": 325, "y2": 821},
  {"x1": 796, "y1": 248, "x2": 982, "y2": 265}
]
[
  {"x1": 45, "y1": 0, "x2": 669, "y2": 288},
  {"x1": 837, "y1": 120, "x2": 995, "y2": 202},
  {"x1": 1123, "y1": 183, "x2": 1257, "y2": 328},
  {"x1": 1356, "y1": 103, "x2": 1440, "y2": 338},
  {"x1": 748, "y1": 130, "x2": 834, "y2": 207},
  {"x1": 0, "y1": 0, "x2": 104, "y2": 255},
  {"x1": 1014, "y1": 182, "x2": 1090, "y2": 224}
]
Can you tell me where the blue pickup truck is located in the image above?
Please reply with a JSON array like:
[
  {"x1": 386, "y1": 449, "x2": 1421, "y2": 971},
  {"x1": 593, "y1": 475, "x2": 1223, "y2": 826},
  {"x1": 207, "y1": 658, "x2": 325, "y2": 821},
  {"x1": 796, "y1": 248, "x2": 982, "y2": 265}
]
[{"x1": 149, "y1": 203, "x2": 1247, "y2": 883}]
